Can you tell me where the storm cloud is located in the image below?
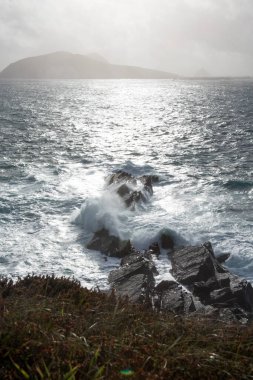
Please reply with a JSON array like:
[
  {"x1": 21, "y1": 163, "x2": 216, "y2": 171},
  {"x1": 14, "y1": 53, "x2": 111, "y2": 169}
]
[{"x1": 1, "y1": 0, "x2": 253, "y2": 76}]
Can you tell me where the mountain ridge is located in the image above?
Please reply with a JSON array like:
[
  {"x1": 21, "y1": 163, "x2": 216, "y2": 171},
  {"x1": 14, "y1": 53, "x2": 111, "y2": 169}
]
[{"x1": 0, "y1": 51, "x2": 178, "y2": 79}]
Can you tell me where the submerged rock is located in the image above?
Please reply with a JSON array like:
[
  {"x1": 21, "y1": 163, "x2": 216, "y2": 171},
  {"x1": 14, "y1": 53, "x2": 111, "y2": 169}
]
[{"x1": 87, "y1": 228, "x2": 132, "y2": 258}]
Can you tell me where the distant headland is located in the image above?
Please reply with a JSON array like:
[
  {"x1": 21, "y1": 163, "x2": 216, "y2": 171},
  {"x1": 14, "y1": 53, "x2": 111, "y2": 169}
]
[{"x1": 0, "y1": 51, "x2": 178, "y2": 79}]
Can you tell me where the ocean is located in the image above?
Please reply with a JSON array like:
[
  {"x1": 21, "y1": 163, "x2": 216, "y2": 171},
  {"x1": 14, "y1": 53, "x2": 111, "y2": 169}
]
[{"x1": 0, "y1": 79, "x2": 252, "y2": 289}]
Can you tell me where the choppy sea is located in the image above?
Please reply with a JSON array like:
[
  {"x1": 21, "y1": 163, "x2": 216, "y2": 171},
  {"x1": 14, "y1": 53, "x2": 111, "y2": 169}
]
[{"x1": 0, "y1": 79, "x2": 252, "y2": 289}]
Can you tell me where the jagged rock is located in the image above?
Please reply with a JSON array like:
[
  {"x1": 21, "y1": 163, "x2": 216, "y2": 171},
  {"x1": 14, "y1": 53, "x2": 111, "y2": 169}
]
[
  {"x1": 111, "y1": 274, "x2": 153, "y2": 303},
  {"x1": 116, "y1": 184, "x2": 145, "y2": 208},
  {"x1": 120, "y1": 251, "x2": 153, "y2": 266},
  {"x1": 107, "y1": 171, "x2": 156, "y2": 209},
  {"x1": 125, "y1": 191, "x2": 146, "y2": 208},
  {"x1": 87, "y1": 228, "x2": 132, "y2": 258},
  {"x1": 139, "y1": 175, "x2": 158, "y2": 194},
  {"x1": 154, "y1": 280, "x2": 196, "y2": 314},
  {"x1": 107, "y1": 170, "x2": 158, "y2": 209},
  {"x1": 108, "y1": 254, "x2": 156, "y2": 303},
  {"x1": 107, "y1": 171, "x2": 136, "y2": 186},
  {"x1": 160, "y1": 231, "x2": 174, "y2": 250},
  {"x1": 171, "y1": 245, "x2": 218, "y2": 285},
  {"x1": 171, "y1": 243, "x2": 253, "y2": 314},
  {"x1": 109, "y1": 259, "x2": 157, "y2": 284}
]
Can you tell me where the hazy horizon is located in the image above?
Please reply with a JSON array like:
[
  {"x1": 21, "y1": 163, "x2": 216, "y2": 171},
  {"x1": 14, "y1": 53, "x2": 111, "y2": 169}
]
[{"x1": 1, "y1": 0, "x2": 253, "y2": 77}]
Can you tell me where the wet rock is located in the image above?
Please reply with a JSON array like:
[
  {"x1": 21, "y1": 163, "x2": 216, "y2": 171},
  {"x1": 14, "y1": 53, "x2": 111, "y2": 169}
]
[
  {"x1": 107, "y1": 171, "x2": 136, "y2": 186},
  {"x1": 87, "y1": 228, "x2": 132, "y2": 258},
  {"x1": 120, "y1": 251, "x2": 153, "y2": 267},
  {"x1": 216, "y1": 252, "x2": 231, "y2": 264},
  {"x1": 116, "y1": 184, "x2": 145, "y2": 209},
  {"x1": 107, "y1": 171, "x2": 156, "y2": 209},
  {"x1": 154, "y1": 280, "x2": 196, "y2": 314},
  {"x1": 139, "y1": 175, "x2": 159, "y2": 195},
  {"x1": 117, "y1": 184, "x2": 131, "y2": 198},
  {"x1": 148, "y1": 242, "x2": 160, "y2": 256},
  {"x1": 124, "y1": 190, "x2": 146, "y2": 208},
  {"x1": 160, "y1": 231, "x2": 175, "y2": 250}
]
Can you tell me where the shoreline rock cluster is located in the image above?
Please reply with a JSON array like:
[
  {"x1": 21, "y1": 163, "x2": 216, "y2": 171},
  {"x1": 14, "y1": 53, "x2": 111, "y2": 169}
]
[{"x1": 86, "y1": 171, "x2": 253, "y2": 323}]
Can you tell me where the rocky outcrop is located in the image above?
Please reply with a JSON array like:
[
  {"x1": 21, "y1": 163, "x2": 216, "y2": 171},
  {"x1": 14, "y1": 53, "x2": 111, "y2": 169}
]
[
  {"x1": 108, "y1": 252, "x2": 157, "y2": 303},
  {"x1": 87, "y1": 228, "x2": 132, "y2": 258},
  {"x1": 171, "y1": 242, "x2": 253, "y2": 316},
  {"x1": 107, "y1": 241, "x2": 253, "y2": 322},
  {"x1": 154, "y1": 280, "x2": 196, "y2": 314},
  {"x1": 106, "y1": 170, "x2": 158, "y2": 209},
  {"x1": 85, "y1": 171, "x2": 253, "y2": 323},
  {"x1": 107, "y1": 171, "x2": 136, "y2": 186},
  {"x1": 86, "y1": 172, "x2": 160, "y2": 255}
]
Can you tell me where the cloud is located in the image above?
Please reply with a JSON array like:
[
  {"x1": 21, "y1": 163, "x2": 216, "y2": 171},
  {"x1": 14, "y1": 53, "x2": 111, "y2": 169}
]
[{"x1": 0, "y1": 0, "x2": 253, "y2": 75}]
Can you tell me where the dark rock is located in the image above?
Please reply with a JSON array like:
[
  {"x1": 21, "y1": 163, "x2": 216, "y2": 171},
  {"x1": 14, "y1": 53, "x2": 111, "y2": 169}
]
[
  {"x1": 139, "y1": 175, "x2": 154, "y2": 195},
  {"x1": 171, "y1": 242, "x2": 253, "y2": 314},
  {"x1": 160, "y1": 231, "x2": 174, "y2": 250},
  {"x1": 109, "y1": 274, "x2": 153, "y2": 303},
  {"x1": 216, "y1": 253, "x2": 231, "y2": 264},
  {"x1": 117, "y1": 184, "x2": 131, "y2": 198},
  {"x1": 171, "y1": 245, "x2": 217, "y2": 286},
  {"x1": 109, "y1": 259, "x2": 157, "y2": 284},
  {"x1": 108, "y1": 254, "x2": 156, "y2": 303},
  {"x1": 125, "y1": 190, "x2": 146, "y2": 208},
  {"x1": 154, "y1": 280, "x2": 196, "y2": 314},
  {"x1": 209, "y1": 287, "x2": 235, "y2": 307},
  {"x1": 203, "y1": 241, "x2": 215, "y2": 256},
  {"x1": 107, "y1": 171, "x2": 136, "y2": 186},
  {"x1": 106, "y1": 172, "x2": 159, "y2": 209},
  {"x1": 120, "y1": 251, "x2": 153, "y2": 267},
  {"x1": 87, "y1": 228, "x2": 132, "y2": 258},
  {"x1": 229, "y1": 278, "x2": 253, "y2": 312},
  {"x1": 148, "y1": 242, "x2": 160, "y2": 256},
  {"x1": 115, "y1": 183, "x2": 145, "y2": 209}
]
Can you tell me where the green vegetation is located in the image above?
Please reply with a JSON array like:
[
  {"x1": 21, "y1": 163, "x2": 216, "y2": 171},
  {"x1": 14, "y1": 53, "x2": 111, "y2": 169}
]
[{"x1": 0, "y1": 275, "x2": 253, "y2": 379}]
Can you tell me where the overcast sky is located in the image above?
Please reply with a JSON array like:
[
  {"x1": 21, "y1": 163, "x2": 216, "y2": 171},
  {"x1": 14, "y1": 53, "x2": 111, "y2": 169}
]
[{"x1": 1, "y1": 0, "x2": 253, "y2": 76}]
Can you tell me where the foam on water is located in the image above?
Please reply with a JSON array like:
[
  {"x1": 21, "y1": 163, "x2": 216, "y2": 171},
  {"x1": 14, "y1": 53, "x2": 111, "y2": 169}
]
[{"x1": 73, "y1": 190, "x2": 130, "y2": 240}]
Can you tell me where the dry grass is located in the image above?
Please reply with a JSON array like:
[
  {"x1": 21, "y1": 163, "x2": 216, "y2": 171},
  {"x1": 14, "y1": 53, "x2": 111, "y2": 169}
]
[{"x1": 0, "y1": 275, "x2": 253, "y2": 379}]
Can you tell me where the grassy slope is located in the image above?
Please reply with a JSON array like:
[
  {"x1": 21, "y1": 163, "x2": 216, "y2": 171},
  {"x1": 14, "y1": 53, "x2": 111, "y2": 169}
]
[{"x1": 0, "y1": 275, "x2": 253, "y2": 379}]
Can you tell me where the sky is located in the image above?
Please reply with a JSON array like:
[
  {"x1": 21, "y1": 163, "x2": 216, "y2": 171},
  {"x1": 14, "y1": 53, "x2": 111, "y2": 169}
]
[{"x1": 1, "y1": 0, "x2": 253, "y2": 76}]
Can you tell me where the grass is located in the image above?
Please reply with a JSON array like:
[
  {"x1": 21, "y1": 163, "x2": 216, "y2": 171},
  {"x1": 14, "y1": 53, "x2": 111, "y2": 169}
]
[{"x1": 0, "y1": 275, "x2": 253, "y2": 379}]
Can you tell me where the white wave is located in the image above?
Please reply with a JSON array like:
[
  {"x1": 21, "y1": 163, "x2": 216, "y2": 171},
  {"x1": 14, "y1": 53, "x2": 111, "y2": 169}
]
[{"x1": 73, "y1": 190, "x2": 130, "y2": 239}]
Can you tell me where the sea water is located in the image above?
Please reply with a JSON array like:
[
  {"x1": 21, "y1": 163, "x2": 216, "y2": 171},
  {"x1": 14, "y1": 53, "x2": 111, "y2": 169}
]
[{"x1": 0, "y1": 79, "x2": 252, "y2": 289}]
